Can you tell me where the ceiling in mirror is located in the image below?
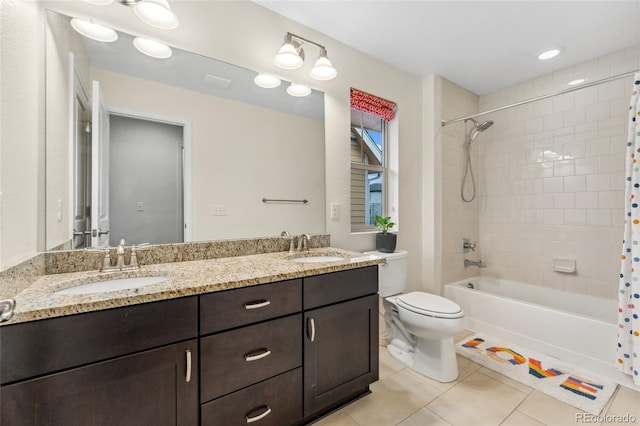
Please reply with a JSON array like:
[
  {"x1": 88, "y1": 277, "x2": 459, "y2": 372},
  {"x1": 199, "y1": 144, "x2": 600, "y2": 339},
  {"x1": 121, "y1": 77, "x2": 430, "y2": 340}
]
[
  {"x1": 45, "y1": 10, "x2": 326, "y2": 251},
  {"x1": 80, "y1": 30, "x2": 324, "y2": 120}
]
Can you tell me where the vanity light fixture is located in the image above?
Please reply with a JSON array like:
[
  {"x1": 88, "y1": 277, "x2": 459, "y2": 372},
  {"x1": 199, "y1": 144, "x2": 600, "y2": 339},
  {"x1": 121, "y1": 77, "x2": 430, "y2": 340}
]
[
  {"x1": 70, "y1": 18, "x2": 118, "y2": 42},
  {"x1": 133, "y1": 37, "x2": 172, "y2": 58},
  {"x1": 537, "y1": 48, "x2": 562, "y2": 60},
  {"x1": 274, "y1": 33, "x2": 305, "y2": 70},
  {"x1": 274, "y1": 32, "x2": 337, "y2": 80},
  {"x1": 133, "y1": 0, "x2": 179, "y2": 30},
  {"x1": 310, "y1": 47, "x2": 338, "y2": 81},
  {"x1": 254, "y1": 73, "x2": 282, "y2": 89},
  {"x1": 286, "y1": 83, "x2": 312, "y2": 97}
]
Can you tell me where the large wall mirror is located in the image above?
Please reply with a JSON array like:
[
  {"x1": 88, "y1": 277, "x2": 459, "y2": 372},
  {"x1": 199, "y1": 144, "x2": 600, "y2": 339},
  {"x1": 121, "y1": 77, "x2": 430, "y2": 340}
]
[{"x1": 45, "y1": 10, "x2": 326, "y2": 251}]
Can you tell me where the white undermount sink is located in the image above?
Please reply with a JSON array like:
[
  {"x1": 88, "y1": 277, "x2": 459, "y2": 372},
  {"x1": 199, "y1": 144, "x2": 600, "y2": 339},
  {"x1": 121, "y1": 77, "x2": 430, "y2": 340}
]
[
  {"x1": 54, "y1": 276, "x2": 169, "y2": 295},
  {"x1": 290, "y1": 256, "x2": 346, "y2": 263}
]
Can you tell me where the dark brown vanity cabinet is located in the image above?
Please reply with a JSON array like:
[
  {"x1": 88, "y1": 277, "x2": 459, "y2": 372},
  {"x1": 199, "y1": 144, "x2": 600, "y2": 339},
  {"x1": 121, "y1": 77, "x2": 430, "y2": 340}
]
[
  {"x1": 1, "y1": 340, "x2": 198, "y2": 426},
  {"x1": 0, "y1": 265, "x2": 378, "y2": 426},
  {"x1": 302, "y1": 267, "x2": 379, "y2": 417},
  {"x1": 0, "y1": 297, "x2": 199, "y2": 426}
]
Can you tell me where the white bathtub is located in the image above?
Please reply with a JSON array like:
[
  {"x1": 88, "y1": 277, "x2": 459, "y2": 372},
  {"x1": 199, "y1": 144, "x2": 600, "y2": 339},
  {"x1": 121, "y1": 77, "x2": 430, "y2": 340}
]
[{"x1": 444, "y1": 276, "x2": 637, "y2": 389}]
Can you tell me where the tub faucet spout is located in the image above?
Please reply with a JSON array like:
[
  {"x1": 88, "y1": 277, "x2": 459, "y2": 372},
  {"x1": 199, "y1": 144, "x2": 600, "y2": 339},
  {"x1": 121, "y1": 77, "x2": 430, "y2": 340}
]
[{"x1": 464, "y1": 259, "x2": 486, "y2": 268}]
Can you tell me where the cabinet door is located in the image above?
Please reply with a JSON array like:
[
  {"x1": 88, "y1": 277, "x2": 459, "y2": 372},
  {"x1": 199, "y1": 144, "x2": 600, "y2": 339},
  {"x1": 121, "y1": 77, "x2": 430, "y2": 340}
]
[
  {"x1": 1, "y1": 340, "x2": 198, "y2": 426},
  {"x1": 303, "y1": 294, "x2": 379, "y2": 416}
]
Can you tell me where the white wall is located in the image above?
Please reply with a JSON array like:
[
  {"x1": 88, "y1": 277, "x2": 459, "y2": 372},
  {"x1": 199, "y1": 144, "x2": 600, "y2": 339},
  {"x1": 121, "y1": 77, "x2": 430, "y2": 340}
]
[
  {"x1": 477, "y1": 46, "x2": 640, "y2": 299},
  {"x1": 0, "y1": 0, "x2": 44, "y2": 270}
]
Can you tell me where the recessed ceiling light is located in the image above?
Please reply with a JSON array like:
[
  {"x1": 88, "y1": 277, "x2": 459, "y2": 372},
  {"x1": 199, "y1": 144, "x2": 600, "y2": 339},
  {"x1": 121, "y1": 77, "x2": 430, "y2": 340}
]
[
  {"x1": 537, "y1": 48, "x2": 562, "y2": 60},
  {"x1": 254, "y1": 73, "x2": 282, "y2": 89},
  {"x1": 133, "y1": 37, "x2": 172, "y2": 59},
  {"x1": 568, "y1": 78, "x2": 586, "y2": 86},
  {"x1": 70, "y1": 18, "x2": 118, "y2": 42},
  {"x1": 286, "y1": 83, "x2": 311, "y2": 97}
]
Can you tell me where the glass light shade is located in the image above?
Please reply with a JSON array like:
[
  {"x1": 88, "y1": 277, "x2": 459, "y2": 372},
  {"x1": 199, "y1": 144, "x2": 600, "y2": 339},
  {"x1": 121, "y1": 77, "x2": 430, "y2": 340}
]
[
  {"x1": 70, "y1": 18, "x2": 118, "y2": 42},
  {"x1": 537, "y1": 48, "x2": 561, "y2": 60},
  {"x1": 134, "y1": 0, "x2": 179, "y2": 30},
  {"x1": 133, "y1": 37, "x2": 172, "y2": 59},
  {"x1": 254, "y1": 73, "x2": 281, "y2": 89},
  {"x1": 310, "y1": 56, "x2": 337, "y2": 80},
  {"x1": 286, "y1": 83, "x2": 311, "y2": 97},
  {"x1": 274, "y1": 43, "x2": 304, "y2": 69}
]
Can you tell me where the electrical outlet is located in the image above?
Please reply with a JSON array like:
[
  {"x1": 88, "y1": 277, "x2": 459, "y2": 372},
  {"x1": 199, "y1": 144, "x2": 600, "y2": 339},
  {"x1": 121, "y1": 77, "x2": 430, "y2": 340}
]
[
  {"x1": 212, "y1": 206, "x2": 228, "y2": 216},
  {"x1": 330, "y1": 203, "x2": 340, "y2": 219},
  {"x1": 137, "y1": 202, "x2": 144, "y2": 212}
]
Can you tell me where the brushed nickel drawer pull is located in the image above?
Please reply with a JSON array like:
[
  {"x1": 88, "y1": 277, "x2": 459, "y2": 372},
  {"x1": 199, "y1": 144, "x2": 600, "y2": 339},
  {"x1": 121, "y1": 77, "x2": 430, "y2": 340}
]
[
  {"x1": 244, "y1": 348, "x2": 272, "y2": 362},
  {"x1": 185, "y1": 349, "x2": 192, "y2": 382},
  {"x1": 308, "y1": 317, "x2": 316, "y2": 342},
  {"x1": 243, "y1": 300, "x2": 271, "y2": 310},
  {"x1": 246, "y1": 406, "x2": 271, "y2": 423}
]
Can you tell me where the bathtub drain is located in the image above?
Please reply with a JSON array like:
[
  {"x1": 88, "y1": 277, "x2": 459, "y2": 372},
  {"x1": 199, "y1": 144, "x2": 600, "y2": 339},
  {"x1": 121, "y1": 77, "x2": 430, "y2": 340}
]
[{"x1": 467, "y1": 283, "x2": 475, "y2": 289}]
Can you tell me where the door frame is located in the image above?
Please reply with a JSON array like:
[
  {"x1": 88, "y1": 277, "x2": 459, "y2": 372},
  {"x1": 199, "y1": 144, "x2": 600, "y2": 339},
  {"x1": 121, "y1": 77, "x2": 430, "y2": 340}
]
[
  {"x1": 108, "y1": 106, "x2": 193, "y2": 242},
  {"x1": 69, "y1": 53, "x2": 91, "y2": 249}
]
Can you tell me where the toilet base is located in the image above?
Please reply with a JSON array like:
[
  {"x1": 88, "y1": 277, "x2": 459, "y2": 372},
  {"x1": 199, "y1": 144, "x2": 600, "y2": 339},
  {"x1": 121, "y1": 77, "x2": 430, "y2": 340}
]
[{"x1": 387, "y1": 336, "x2": 459, "y2": 383}]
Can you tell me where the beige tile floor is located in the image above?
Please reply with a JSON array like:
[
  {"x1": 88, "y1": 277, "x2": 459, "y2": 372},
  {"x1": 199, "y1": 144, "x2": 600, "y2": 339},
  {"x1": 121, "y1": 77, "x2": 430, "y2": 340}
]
[{"x1": 315, "y1": 331, "x2": 640, "y2": 426}]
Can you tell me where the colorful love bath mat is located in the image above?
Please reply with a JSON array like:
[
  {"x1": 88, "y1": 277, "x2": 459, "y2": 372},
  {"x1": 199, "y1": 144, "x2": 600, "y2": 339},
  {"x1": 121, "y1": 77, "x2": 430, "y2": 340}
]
[{"x1": 456, "y1": 333, "x2": 617, "y2": 415}]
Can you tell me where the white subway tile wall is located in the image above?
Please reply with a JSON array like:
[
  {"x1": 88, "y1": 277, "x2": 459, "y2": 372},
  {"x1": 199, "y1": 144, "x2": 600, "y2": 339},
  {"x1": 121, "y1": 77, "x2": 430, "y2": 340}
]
[{"x1": 475, "y1": 45, "x2": 640, "y2": 299}]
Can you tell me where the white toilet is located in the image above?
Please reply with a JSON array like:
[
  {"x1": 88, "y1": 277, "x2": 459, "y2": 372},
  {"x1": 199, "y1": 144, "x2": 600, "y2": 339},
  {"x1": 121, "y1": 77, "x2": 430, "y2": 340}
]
[{"x1": 365, "y1": 249, "x2": 465, "y2": 382}]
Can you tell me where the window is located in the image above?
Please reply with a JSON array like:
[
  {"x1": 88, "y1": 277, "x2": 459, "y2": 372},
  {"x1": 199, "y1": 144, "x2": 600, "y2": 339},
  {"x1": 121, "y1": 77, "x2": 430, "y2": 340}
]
[{"x1": 350, "y1": 88, "x2": 396, "y2": 232}]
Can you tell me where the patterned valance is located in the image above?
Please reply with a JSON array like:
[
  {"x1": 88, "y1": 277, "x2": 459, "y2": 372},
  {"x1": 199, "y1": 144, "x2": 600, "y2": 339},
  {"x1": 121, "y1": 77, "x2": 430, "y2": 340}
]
[{"x1": 350, "y1": 88, "x2": 396, "y2": 122}]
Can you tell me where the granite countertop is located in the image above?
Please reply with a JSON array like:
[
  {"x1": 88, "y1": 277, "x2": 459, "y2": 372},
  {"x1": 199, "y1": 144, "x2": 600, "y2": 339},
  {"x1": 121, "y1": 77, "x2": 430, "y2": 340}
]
[{"x1": 4, "y1": 248, "x2": 382, "y2": 325}]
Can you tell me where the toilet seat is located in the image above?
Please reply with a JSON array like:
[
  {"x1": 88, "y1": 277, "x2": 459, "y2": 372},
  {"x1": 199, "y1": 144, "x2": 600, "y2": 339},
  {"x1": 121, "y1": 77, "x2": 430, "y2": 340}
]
[{"x1": 397, "y1": 292, "x2": 464, "y2": 319}]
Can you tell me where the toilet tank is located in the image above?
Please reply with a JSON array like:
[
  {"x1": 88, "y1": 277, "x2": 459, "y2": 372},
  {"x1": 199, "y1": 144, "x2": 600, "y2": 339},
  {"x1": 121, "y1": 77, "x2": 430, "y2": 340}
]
[{"x1": 364, "y1": 250, "x2": 408, "y2": 297}]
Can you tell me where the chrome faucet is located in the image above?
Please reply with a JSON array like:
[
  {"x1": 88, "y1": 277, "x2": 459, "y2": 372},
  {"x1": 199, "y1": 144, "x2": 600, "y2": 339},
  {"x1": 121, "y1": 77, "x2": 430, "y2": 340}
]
[
  {"x1": 464, "y1": 259, "x2": 486, "y2": 268},
  {"x1": 297, "y1": 234, "x2": 311, "y2": 252},
  {"x1": 86, "y1": 239, "x2": 148, "y2": 272}
]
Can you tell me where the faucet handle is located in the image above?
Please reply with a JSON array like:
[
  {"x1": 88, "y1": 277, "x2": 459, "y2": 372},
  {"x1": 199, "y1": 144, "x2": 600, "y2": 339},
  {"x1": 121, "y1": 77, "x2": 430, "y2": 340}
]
[{"x1": 83, "y1": 248, "x2": 112, "y2": 271}]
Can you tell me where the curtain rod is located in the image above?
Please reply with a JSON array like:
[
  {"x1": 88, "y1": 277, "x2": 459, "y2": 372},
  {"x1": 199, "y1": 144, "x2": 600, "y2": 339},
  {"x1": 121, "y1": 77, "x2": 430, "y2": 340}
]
[{"x1": 441, "y1": 69, "x2": 640, "y2": 127}]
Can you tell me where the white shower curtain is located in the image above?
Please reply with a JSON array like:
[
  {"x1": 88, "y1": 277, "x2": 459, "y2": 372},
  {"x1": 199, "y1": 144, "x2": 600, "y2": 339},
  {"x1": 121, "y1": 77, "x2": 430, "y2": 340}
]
[{"x1": 618, "y1": 72, "x2": 640, "y2": 385}]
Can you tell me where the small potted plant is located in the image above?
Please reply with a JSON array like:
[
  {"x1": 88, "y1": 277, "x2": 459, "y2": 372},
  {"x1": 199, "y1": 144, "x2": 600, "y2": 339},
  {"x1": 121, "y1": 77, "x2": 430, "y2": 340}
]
[{"x1": 374, "y1": 215, "x2": 397, "y2": 253}]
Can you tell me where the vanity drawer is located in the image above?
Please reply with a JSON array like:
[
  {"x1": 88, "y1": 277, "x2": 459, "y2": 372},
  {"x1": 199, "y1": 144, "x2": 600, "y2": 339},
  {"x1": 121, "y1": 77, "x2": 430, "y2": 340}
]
[
  {"x1": 200, "y1": 279, "x2": 301, "y2": 335},
  {"x1": 201, "y1": 368, "x2": 302, "y2": 426},
  {"x1": 200, "y1": 314, "x2": 302, "y2": 402},
  {"x1": 303, "y1": 266, "x2": 378, "y2": 310}
]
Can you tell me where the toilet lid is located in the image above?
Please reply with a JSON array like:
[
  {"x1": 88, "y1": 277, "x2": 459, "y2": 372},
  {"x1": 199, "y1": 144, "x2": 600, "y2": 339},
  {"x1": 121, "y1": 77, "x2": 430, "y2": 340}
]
[{"x1": 397, "y1": 292, "x2": 464, "y2": 319}]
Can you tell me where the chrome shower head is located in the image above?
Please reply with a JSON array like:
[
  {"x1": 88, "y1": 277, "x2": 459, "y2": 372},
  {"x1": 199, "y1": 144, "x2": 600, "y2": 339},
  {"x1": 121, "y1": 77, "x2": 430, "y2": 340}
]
[
  {"x1": 465, "y1": 118, "x2": 494, "y2": 132},
  {"x1": 465, "y1": 118, "x2": 494, "y2": 142},
  {"x1": 476, "y1": 120, "x2": 494, "y2": 132}
]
